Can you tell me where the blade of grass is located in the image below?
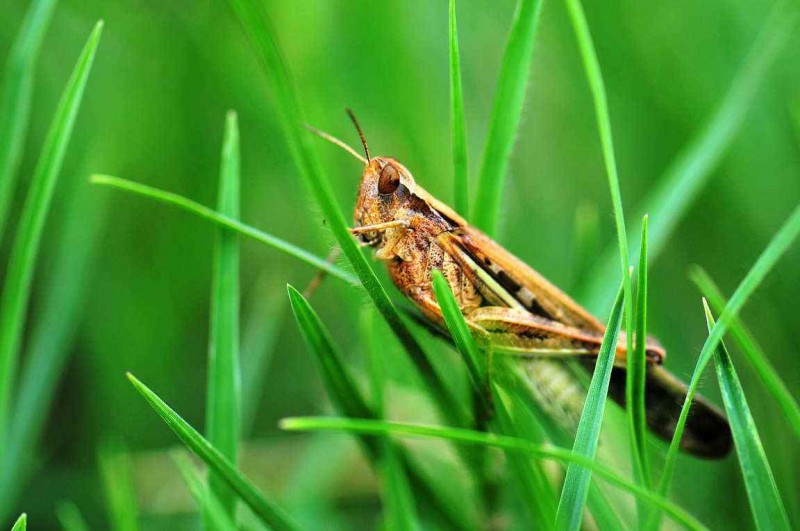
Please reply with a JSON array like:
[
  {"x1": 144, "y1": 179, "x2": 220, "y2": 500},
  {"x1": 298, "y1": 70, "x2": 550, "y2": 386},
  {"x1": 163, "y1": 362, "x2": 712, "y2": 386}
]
[
  {"x1": 691, "y1": 266, "x2": 800, "y2": 439},
  {"x1": 629, "y1": 215, "x2": 651, "y2": 524},
  {"x1": 287, "y1": 285, "x2": 467, "y2": 529},
  {"x1": 0, "y1": 168, "x2": 108, "y2": 516},
  {"x1": 0, "y1": 19, "x2": 103, "y2": 448},
  {"x1": 472, "y1": 0, "x2": 543, "y2": 234},
  {"x1": 205, "y1": 110, "x2": 242, "y2": 522},
  {"x1": 226, "y1": 0, "x2": 468, "y2": 430},
  {"x1": 11, "y1": 513, "x2": 26, "y2": 531},
  {"x1": 362, "y1": 308, "x2": 421, "y2": 530},
  {"x1": 0, "y1": 0, "x2": 58, "y2": 243},
  {"x1": 287, "y1": 285, "x2": 374, "y2": 423},
  {"x1": 126, "y1": 372, "x2": 299, "y2": 531},
  {"x1": 280, "y1": 416, "x2": 706, "y2": 530},
  {"x1": 98, "y1": 441, "x2": 139, "y2": 531},
  {"x1": 582, "y1": 1, "x2": 799, "y2": 312},
  {"x1": 562, "y1": 12, "x2": 639, "y2": 521},
  {"x1": 172, "y1": 451, "x2": 237, "y2": 531},
  {"x1": 653, "y1": 204, "x2": 800, "y2": 521},
  {"x1": 432, "y1": 269, "x2": 558, "y2": 527},
  {"x1": 430, "y1": 270, "x2": 485, "y2": 393},
  {"x1": 555, "y1": 281, "x2": 625, "y2": 530},
  {"x1": 56, "y1": 502, "x2": 89, "y2": 531},
  {"x1": 90, "y1": 174, "x2": 356, "y2": 285},
  {"x1": 702, "y1": 300, "x2": 791, "y2": 530},
  {"x1": 449, "y1": 0, "x2": 469, "y2": 217}
]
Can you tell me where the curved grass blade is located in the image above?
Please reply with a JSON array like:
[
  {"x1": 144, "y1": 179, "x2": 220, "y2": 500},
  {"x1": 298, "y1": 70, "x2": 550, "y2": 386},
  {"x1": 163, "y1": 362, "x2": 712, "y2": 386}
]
[
  {"x1": 126, "y1": 373, "x2": 299, "y2": 531},
  {"x1": 702, "y1": 301, "x2": 790, "y2": 530},
  {"x1": 582, "y1": 2, "x2": 799, "y2": 312},
  {"x1": 472, "y1": 0, "x2": 543, "y2": 234},
  {"x1": 629, "y1": 216, "x2": 651, "y2": 522},
  {"x1": 691, "y1": 266, "x2": 800, "y2": 439},
  {"x1": 430, "y1": 270, "x2": 485, "y2": 392},
  {"x1": 98, "y1": 441, "x2": 139, "y2": 531},
  {"x1": 449, "y1": 0, "x2": 469, "y2": 217},
  {"x1": 653, "y1": 204, "x2": 800, "y2": 524},
  {"x1": 434, "y1": 270, "x2": 608, "y2": 528},
  {"x1": 225, "y1": 0, "x2": 468, "y2": 430},
  {"x1": 56, "y1": 502, "x2": 89, "y2": 531},
  {"x1": 555, "y1": 282, "x2": 625, "y2": 530},
  {"x1": 281, "y1": 417, "x2": 706, "y2": 531},
  {"x1": 172, "y1": 451, "x2": 237, "y2": 531},
  {"x1": 11, "y1": 513, "x2": 27, "y2": 531},
  {"x1": 0, "y1": 0, "x2": 58, "y2": 242},
  {"x1": 287, "y1": 285, "x2": 374, "y2": 423},
  {"x1": 205, "y1": 110, "x2": 242, "y2": 522},
  {"x1": 90, "y1": 174, "x2": 356, "y2": 284},
  {"x1": 562, "y1": 9, "x2": 638, "y2": 501},
  {"x1": 362, "y1": 309, "x2": 421, "y2": 530},
  {"x1": 287, "y1": 285, "x2": 464, "y2": 529},
  {"x1": 0, "y1": 167, "x2": 108, "y2": 515},
  {"x1": 0, "y1": 20, "x2": 103, "y2": 445}
]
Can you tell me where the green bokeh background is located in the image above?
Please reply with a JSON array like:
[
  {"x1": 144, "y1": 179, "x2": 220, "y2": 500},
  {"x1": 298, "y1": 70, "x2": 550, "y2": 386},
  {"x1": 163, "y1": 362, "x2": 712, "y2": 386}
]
[{"x1": 1, "y1": 0, "x2": 798, "y2": 528}]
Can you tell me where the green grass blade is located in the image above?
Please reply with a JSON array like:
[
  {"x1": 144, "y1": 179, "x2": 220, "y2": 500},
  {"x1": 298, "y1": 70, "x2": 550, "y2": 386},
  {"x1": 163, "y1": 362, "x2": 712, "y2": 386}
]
[
  {"x1": 11, "y1": 513, "x2": 27, "y2": 531},
  {"x1": 702, "y1": 301, "x2": 791, "y2": 530},
  {"x1": 225, "y1": 0, "x2": 467, "y2": 429},
  {"x1": 0, "y1": 20, "x2": 103, "y2": 447},
  {"x1": 172, "y1": 451, "x2": 237, "y2": 531},
  {"x1": 380, "y1": 441, "x2": 422, "y2": 531},
  {"x1": 56, "y1": 502, "x2": 89, "y2": 531},
  {"x1": 98, "y1": 442, "x2": 139, "y2": 531},
  {"x1": 0, "y1": 171, "x2": 108, "y2": 514},
  {"x1": 582, "y1": 2, "x2": 799, "y2": 312},
  {"x1": 472, "y1": 0, "x2": 543, "y2": 234},
  {"x1": 691, "y1": 267, "x2": 800, "y2": 439},
  {"x1": 0, "y1": 0, "x2": 58, "y2": 242},
  {"x1": 288, "y1": 285, "x2": 461, "y2": 529},
  {"x1": 563, "y1": 5, "x2": 638, "y2": 490},
  {"x1": 655, "y1": 204, "x2": 800, "y2": 513},
  {"x1": 90, "y1": 174, "x2": 356, "y2": 284},
  {"x1": 362, "y1": 308, "x2": 421, "y2": 529},
  {"x1": 430, "y1": 270, "x2": 485, "y2": 393},
  {"x1": 555, "y1": 282, "x2": 625, "y2": 530},
  {"x1": 205, "y1": 110, "x2": 242, "y2": 521},
  {"x1": 126, "y1": 372, "x2": 299, "y2": 531},
  {"x1": 287, "y1": 285, "x2": 374, "y2": 422},
  {"x1": 629, "y1": 216, "x2": 651, "y2": 516},
  {"x1": 449, "y1": 0, "x2": 469, "y2": 217},
  {"x1": 281, "y1": 417, "x2": 706, "y2": 531}
]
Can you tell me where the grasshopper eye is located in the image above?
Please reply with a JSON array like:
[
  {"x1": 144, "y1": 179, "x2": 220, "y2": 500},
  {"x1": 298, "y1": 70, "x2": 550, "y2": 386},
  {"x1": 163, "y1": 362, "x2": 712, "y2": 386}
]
[{"x1": 378, "y1": 165, "x2": 401, "y2": 196}]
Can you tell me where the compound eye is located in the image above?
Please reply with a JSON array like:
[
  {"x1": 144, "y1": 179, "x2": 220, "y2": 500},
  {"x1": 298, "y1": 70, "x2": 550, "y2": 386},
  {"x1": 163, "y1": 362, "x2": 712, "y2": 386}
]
[{"x1": 378, "y1": 165, "x2": 401, "y2": 196}]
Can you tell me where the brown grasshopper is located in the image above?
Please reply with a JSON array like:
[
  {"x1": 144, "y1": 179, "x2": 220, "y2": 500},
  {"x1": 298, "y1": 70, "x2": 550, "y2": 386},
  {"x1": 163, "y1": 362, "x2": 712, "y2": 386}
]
[{"x1": 312, "y1": 114, "x2": 732, "y2": 459}]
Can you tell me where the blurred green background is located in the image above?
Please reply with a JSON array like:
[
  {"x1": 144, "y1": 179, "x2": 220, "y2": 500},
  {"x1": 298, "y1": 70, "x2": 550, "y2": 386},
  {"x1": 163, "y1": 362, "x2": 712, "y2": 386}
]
[{"x1": 1, "y1": 0, "x2": 798, "y2": 528}]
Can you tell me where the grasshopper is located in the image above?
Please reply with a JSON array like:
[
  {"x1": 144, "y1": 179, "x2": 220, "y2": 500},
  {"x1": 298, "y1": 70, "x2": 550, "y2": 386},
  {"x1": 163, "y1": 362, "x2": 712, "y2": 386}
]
[{"x1": 312, "y1": 113, "x2": 732, "y2": 459}]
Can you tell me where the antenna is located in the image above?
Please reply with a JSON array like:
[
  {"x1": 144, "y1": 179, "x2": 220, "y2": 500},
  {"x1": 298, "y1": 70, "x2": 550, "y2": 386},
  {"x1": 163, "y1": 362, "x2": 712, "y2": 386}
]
[
  {"x1": 305, "y1": 124, "x2": 367, "y2": 164},
  {"x1": 345, "y1": 108, "x2": 370, "y2": 163}
]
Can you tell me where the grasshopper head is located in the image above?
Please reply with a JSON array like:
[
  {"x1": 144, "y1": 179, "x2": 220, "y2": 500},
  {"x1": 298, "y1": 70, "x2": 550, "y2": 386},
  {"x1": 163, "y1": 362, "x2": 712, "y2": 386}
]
[{"x1": 353, "y1": 157, "x2": 417, "y2": 244}]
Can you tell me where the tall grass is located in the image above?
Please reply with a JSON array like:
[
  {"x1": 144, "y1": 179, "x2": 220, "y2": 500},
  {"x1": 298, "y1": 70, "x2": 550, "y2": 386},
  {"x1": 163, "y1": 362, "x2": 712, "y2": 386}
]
[
  {"x1": 204, "y1": 110, "x2": 242, "y2": 522},
  {"x1": 472, "y1": 0, "x2": 542, "y2": 234},
  {"x1": 703, "y1": 301, "x2": 790, "y2": 530},
  {"x1": 581, "y1": 0, "x2": 799, "y2": 312},
  {"x1": 3, "y1": 0, "x2": 797, "y2": 528},
  {"x1": 0, "y1": 19, "x2": 103, "y2": 453},
  {"x1": 0, "y1": 0, "x2": 57, "y2": 243}
]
